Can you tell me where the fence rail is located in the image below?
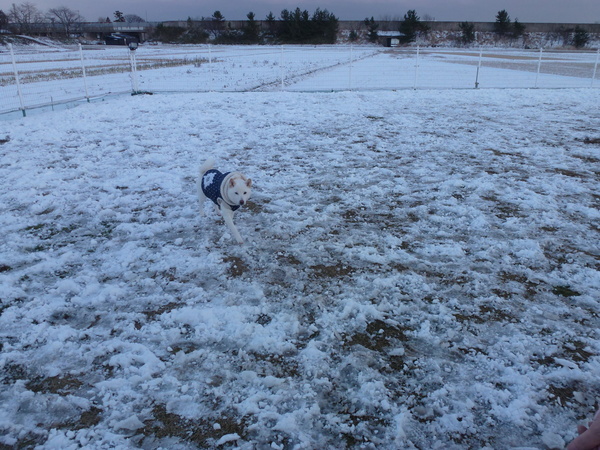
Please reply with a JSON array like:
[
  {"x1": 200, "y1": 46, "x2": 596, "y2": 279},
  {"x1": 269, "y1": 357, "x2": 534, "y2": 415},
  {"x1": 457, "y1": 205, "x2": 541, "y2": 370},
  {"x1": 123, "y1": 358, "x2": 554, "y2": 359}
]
[{"x1": 1, "y1": 44, "x2": 599, "y2": 116}]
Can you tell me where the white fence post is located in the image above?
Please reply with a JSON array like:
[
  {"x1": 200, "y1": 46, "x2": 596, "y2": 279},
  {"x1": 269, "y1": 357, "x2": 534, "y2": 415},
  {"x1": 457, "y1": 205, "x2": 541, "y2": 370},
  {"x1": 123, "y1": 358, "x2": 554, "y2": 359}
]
[
  {"x1": 592, "y1": 48, "x2": 599, "y2": 88},
  {"x1": 535, "y1": 48, "x2": 543, "y2": 88},
  {"x1": 9, "y1": 44, "x2": 26, "y2": 117},
  {"x1": 475, "y1": 48, "x2": 483, "y2": 89},
  {"x1": 414, "y1": 46, "x2": 420, "y2": 89},
  {"x1": 280, "y1": 45, "x2": 285, "y2": 90},
  {"x1": 79, "y1": 44, "x2": 90, "y2": 102},
  {"x1": 129, "y1": 46, "x2": 139, "y2": 94},
  {"x1": 349, "y1": 44, "x2": 353, "y2": 90}
]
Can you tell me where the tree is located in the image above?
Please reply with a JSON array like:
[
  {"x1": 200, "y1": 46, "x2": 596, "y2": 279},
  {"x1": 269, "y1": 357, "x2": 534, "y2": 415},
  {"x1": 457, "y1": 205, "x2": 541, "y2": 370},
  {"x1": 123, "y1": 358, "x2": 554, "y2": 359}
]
[
  {"x1": 8, "y1": 2, "x2": 44, "y2": 34},
  {"x1": 512, "y1": 19, "x2": 525, "y2": 39},
  {"x1": 243, "y1": 11, "x2": 260, "y2": 43},
  {"x1": 265, "y1": 11, "x2": 277, "y2": 37},
  {"x1": 279, "y1": 8, "x2": 310, "y2": 42},
  {"x1": 0, "y1": 9, "x2": 8, "y2": 29},
  {"x1": 182, "y1": 18, "x2": 209, "y2": 43},
  {"x1": 212, "y1": 10, "x2": 224, "y2": 23},
  {"x1": 48, "y1": 6, "x2": 84, "y2": 36},
  {"x1": 125, "y1": 14, "x2": 145, "y2": 23},
  {"x1": 204, "y1": 10, "x2": 225, "y2": 39},
  {"x1": 153, "y1": 23, "x2": 185, "y2": 42},
  {"x1": 113, "y1": 11, "x2": 125, "y2": 22},
  {"x1": 311, "y1": 8, "x2": 338, "y2": 43},
  {"x1": 494, "y1": 10, "x2": 511, "y2": 36},
  {"x1": 399, "y1": 10, "x2": 428, "y2": 44},
  {"x1": 364, "y1": 16, "x2": 379, "y2": 43},
  {"x1": 278, "y1": 7, "x2": 337, "y2": 44},
  {"x1": 573, "y1": 26, "x2": 590, "y2": 48},
  {"x1": 458, "y1": 21, "x2": 475, "y2": 45}
]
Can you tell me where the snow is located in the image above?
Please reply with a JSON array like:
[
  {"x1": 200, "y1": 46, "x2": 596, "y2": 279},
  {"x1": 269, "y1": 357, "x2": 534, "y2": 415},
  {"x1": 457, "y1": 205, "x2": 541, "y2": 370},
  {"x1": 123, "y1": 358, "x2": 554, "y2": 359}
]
[
  {"x1": 2, "y1": 44, "x2": 599, "y2": 115},
  {"x1": 0, "y1": 74, "x2": 599, "y2": 448}
]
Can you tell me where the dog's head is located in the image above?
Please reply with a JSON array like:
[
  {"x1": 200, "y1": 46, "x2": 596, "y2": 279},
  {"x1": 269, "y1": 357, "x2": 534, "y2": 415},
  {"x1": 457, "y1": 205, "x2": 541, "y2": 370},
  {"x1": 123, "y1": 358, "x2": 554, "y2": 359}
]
[{"x1": 226, "y1": 175, "x2": 252, "y2": 207}]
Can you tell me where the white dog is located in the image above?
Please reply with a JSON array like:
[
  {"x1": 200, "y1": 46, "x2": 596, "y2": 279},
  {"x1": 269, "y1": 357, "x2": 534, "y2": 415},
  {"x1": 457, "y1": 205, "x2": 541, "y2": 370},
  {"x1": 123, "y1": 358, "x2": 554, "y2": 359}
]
[{"x1": 198, "y1": 158, "x2": 252, "y2": 244}]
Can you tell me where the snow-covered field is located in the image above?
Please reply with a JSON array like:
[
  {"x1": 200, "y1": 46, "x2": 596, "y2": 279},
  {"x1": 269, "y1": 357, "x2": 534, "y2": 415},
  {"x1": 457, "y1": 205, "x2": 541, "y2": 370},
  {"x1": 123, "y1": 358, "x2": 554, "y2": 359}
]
[
  {"x1": 1, "y1": 44, "x2": 599, "y2": 115},
  {"x1": 1, "y1": 61, "x2": 600, "y2": 449}
]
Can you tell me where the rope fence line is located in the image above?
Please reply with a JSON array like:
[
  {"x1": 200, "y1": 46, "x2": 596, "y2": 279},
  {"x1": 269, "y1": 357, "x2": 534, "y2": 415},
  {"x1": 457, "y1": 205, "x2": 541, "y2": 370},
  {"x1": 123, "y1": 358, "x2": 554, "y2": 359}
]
[{"x1": 1, "y1": 44, "x2": 599, "y2": 117}]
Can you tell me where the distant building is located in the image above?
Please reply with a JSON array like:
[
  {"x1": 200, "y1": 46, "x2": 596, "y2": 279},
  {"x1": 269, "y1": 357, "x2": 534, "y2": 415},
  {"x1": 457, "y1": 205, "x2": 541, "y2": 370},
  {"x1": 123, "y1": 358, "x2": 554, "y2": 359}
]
[
  {"x1": 105, "y1": 33, "x2": 139, "y2": 46},
  {"x1": 378, "y1": 31, "x2": 404, "y2": 47}
]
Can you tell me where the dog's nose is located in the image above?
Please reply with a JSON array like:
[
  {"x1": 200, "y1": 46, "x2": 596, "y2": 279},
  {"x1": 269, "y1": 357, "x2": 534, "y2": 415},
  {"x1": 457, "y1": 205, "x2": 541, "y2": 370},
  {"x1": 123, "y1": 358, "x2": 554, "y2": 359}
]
[{"x1": 240, "y1": 200, "x2": 245, "y2": 205}]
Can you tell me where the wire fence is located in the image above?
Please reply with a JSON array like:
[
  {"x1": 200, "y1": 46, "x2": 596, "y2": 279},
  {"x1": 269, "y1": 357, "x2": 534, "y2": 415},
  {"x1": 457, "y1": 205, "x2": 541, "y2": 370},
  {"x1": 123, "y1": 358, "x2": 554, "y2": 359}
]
[{"x1": 1, "y1": 44, "x2": 599, "y2": 116}]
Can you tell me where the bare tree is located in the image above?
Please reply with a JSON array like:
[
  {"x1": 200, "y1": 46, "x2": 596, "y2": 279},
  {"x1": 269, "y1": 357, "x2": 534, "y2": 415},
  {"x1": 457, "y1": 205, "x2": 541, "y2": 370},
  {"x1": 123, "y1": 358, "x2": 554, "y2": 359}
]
[
  {"x1": 0, "y1": 10, "x2": 8, "y2": 28},
  {"x1": 8, "y1": 2, "x2": 44, "y2": 34},
  {"x1": 124, "y1": 14, "x2": 145, "y2": 23},
  {"x1": 48, "y1": 6, "x2": 84, "y2": 36}
]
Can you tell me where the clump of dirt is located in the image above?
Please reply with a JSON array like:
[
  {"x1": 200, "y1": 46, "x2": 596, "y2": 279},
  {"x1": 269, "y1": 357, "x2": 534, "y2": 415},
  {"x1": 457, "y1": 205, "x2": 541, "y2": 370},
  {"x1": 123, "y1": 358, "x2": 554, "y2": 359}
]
[
  {"x1": 223, "y1": 256, "x2": 250, "y2": 277},
  {"x1": 141, "y1": 404, "x2": 247, "y2": 447}
]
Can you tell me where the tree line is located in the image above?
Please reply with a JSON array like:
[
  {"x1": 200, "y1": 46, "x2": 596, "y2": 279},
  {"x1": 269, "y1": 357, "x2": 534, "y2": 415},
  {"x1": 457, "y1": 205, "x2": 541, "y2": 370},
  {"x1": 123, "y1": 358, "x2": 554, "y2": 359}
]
[
  {"x1": 363, "y1": 10, "x2": 591, "y2": 48},
  {"x1": 0, "y1": 3, "x2": 593, "y2": 48},
  {"x1": 153, "y1": 8, "x2": 339, "y2": 45},
  {"x1": 0, "y1": 5, "x2": 147, "y2": 37}
]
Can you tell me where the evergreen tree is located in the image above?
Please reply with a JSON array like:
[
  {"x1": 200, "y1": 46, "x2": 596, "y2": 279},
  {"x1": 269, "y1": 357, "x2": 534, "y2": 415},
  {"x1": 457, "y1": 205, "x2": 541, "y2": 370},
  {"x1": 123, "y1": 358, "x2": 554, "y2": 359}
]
[
  {"x1": 364, "y1": 16, "x2": 379, "y2": 43},
  {"x1": 311, "y1": 8, "x2": 338, "y2": 44},
  {"x1": 243, "y1": 12, "x2": 260, "y2": 43},
  {"x1": 399, "y1": 10, "x2": 428, "y2": 44},
  {"x1": 279, "y1": 8, "x2": 310, "y2": 42},
  {"x1": 114, "y1": 11, "x2": 125, "y2": 22},
  {"x1": 459, "y1": 22, "x2": 475, "y2": 45},
  {"x1": 573, "y1": 26, "x2": 590, "y2": 48},
  {"x1": 512, "y1": 19, "x2": 525, "y2": 39},
  {"x1": 212, "y1": 11, "x2": 224, "y2": 22},
  {"x1": 278, "y1": 7, "x2": 338, "y2": 44},
  {"x1": 494, "y1": 10, "x2": 511, "y2": 36}
]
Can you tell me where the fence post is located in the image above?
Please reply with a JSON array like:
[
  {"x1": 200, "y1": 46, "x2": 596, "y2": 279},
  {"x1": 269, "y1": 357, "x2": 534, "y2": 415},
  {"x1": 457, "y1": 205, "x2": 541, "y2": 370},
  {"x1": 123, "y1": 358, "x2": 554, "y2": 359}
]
[
  {"x1": 413, "y1": 46, "x2": 420, "y2": 89},
  {"x1": 79, "y1": 44, "x2": 90, "y2": 102},
  {"x1": 208, "y1": 44, "x2": 212, "y2": 64},
  {"x1": 349, "y1": 44, "x2": 353, "y2": 90},
  {"x1": 475, "y1": 48, "x2": 483, "y2": 89},
  {"x1": 280, "y1": 45, "x2": 285, "y2": 90},
  {"x1": 9, "y1": 44, "x2": 26, "y2": 117},
  {"x1": 129, "y1": 45, "x2": 139, "y2": 94},
  {"x1": 535, "y1": 48, "x2": 543, "y2": 88},
  {"x1": 592, "y1": 48, "x2": 599, "y2": 88}
]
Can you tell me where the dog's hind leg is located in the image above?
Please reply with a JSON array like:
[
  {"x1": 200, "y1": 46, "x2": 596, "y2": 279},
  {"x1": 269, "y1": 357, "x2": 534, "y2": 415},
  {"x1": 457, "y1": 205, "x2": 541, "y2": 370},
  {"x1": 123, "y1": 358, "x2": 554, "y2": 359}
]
[
  {"x1": 197, "y1": 171, "x2": 207, "y2": 216},
  {"x1": 198, "y1": 192, "x2": 207, "y2": 216}
]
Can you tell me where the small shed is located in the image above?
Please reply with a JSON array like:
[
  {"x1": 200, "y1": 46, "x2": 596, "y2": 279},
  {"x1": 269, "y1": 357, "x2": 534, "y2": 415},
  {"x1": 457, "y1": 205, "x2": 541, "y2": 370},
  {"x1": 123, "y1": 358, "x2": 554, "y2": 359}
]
[{"x1": 378, "y1": 31, "x2": 404, "y2": 47}]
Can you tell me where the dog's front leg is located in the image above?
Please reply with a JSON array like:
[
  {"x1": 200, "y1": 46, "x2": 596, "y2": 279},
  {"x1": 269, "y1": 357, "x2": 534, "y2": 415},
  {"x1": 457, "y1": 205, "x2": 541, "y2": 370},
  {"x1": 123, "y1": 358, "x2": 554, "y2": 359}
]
[{"x1": 218, "y1": 201, "x2": 244, "y2": 244}]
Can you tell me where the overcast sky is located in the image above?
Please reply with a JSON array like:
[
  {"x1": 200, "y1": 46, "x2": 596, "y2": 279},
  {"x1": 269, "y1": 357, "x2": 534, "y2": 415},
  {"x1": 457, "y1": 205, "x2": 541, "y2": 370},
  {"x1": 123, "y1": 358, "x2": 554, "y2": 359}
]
[{"x1": 2, "y1": 0, "x2": 599, "y2": 23}]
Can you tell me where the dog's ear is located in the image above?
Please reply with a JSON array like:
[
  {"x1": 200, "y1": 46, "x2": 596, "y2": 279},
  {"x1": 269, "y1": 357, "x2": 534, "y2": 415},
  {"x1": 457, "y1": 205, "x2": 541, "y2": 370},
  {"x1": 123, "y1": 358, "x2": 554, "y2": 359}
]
[
  {"x1": 229, "y1": 178, "x2": 236, "y2": 187},
  {"x1": 246, "y1": 178, "x2": 252, "y2": 188}
]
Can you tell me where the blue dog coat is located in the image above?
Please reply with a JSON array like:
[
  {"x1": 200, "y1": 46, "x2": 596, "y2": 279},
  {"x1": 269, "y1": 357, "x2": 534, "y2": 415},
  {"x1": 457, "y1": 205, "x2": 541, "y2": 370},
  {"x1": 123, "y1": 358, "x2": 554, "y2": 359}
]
[{"x1": 202, "y1": 169, "x2": 241, "y2": 211}]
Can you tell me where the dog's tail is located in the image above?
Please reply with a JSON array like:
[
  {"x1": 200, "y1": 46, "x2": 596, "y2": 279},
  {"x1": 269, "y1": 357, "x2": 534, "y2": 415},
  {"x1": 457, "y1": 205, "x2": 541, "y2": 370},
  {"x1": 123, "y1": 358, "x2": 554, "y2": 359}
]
[{"x1": 199, "y1": 157, "x2": 216, "y2": 176}]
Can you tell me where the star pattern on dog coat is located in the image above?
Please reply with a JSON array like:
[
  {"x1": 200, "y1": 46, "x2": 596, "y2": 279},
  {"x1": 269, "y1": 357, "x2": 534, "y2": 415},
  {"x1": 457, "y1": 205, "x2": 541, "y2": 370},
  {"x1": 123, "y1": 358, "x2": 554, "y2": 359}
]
[{"x1": 202, "y1": 169, "x2": 241, "y2": 211}]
